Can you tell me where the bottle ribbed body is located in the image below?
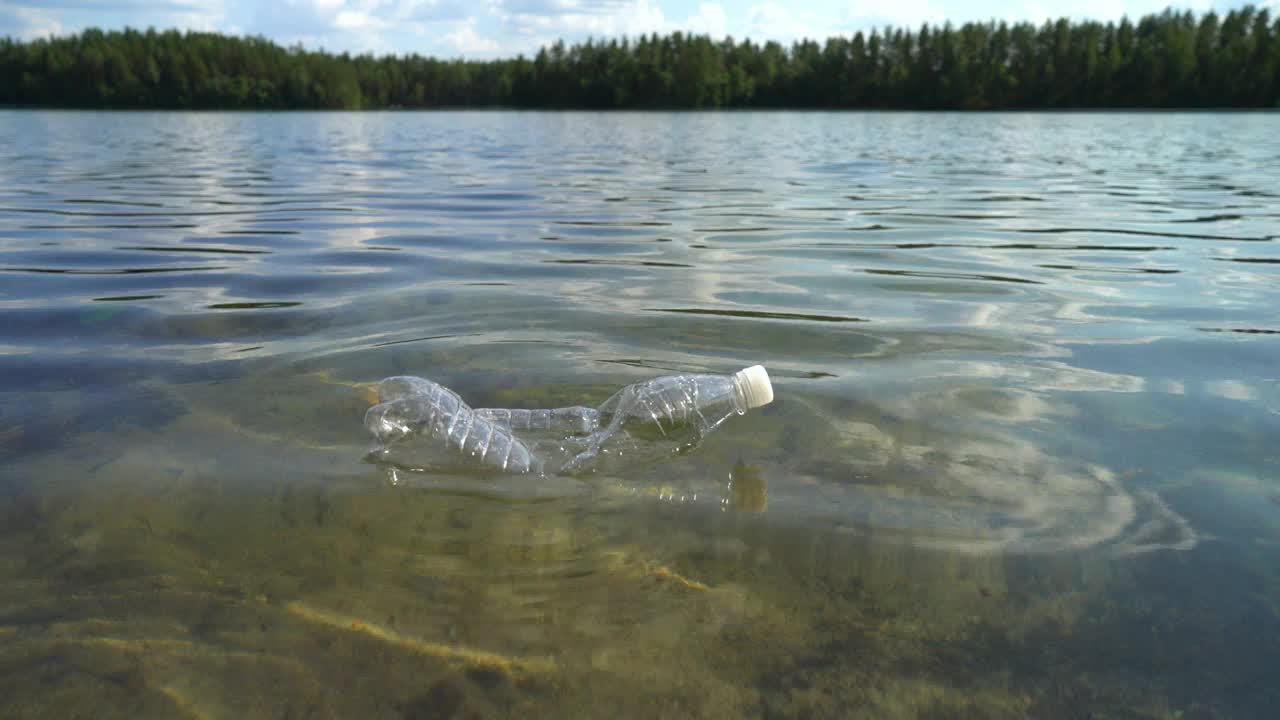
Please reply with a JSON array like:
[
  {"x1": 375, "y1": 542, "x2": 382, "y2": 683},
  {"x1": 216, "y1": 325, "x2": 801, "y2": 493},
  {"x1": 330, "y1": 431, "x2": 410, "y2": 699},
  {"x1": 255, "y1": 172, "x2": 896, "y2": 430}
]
[{"x1": 364, "y1": 379, "x2": 538, "y2": 474}]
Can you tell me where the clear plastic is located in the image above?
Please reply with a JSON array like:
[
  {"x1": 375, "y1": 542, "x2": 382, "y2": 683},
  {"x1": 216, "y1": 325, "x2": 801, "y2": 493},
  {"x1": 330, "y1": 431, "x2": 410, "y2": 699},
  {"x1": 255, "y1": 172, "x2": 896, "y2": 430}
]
[
  {"x1": 364, "y1": 367, "x2": 773, "y2": 476},
  {"x1": 555, "y1": 372, "x2": 750, "y2": 473},
  {"x1": 475, "y1": 406, "x2": 600, "y2": 435},
  {"x1": 364, "y1": 376, "x2": 541, "y2": 474}
]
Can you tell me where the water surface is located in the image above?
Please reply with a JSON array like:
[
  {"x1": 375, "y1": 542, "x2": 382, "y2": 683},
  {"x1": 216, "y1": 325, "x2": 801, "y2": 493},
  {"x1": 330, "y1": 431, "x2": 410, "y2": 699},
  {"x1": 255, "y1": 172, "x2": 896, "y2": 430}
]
[{"x1": 2, "y1": 111, "x2": 1278, "y2": 718}]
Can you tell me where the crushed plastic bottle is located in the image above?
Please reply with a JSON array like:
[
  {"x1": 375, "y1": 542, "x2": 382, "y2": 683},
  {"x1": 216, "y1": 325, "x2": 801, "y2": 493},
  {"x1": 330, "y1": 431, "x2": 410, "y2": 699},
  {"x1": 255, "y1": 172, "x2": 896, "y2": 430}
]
[
  {"x1": 364, "y1": 365, "x2": 774, "y2": 476},
  {"x1": 364, "y1": 375, "x2": 542, "y2": 474}
]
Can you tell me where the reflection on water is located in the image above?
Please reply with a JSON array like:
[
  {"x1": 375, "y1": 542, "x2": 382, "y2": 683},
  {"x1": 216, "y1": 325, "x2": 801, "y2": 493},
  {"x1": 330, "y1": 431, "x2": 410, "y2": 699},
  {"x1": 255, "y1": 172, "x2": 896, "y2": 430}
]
[{"x1": 1, "y1": 111, "x2": 1279, "y2": 718}]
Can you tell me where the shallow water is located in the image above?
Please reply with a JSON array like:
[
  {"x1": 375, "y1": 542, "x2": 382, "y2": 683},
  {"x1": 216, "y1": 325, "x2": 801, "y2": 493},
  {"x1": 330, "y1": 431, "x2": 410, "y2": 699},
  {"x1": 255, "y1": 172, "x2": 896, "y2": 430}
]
[{"x1": 1, "y1": 110, "x2": 1278, "y2": 718}]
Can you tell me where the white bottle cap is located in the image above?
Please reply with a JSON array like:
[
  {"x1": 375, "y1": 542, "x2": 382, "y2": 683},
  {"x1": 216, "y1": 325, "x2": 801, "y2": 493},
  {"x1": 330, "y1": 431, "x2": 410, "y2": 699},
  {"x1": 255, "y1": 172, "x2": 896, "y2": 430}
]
[{"x1": 734, "y1": 365, "x2": 774, "y2": 409}]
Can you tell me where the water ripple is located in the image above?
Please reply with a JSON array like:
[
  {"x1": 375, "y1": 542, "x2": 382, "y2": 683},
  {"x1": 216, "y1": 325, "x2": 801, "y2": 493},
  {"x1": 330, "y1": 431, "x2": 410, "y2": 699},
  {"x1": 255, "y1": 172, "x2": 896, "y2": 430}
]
[
  {"x1": 2, "y1": 109, "x2": 1277, "y2": 563},
  {"x1": 864, "y1": 268, "x2": 1044, "y2": 285},
  {"x1": 647, "y1": 308, "x2": 869, "y2": 323}
]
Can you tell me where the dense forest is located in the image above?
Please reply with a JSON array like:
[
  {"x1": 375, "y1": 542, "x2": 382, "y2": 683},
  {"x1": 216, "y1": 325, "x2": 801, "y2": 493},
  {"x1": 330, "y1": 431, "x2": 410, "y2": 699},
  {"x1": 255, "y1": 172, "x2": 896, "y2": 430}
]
[{"x1": 1, "y1": 6, "x2": 1278, "y2": 109}]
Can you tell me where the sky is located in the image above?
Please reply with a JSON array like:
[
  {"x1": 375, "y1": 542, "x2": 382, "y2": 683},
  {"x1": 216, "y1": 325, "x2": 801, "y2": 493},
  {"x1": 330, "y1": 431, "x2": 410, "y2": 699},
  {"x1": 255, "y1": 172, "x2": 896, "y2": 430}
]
[{"x1": 0, "y1": 0, "x2": 1273, "y2": 59}]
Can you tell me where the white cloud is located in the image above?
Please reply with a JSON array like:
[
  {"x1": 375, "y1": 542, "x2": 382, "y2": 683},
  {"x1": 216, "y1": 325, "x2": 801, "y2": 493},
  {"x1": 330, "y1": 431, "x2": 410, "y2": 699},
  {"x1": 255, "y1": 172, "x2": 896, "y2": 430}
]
[
  {"x1": 161, "y1": 0, "x2": 234, "y2": 32},
  {"x1": 492, "y1": 0, "x2": 634, "y2": 18},
  {"x1": 9, "y1": 6, "x2": 67, "y2": 39},
  {"x1": 844, "y1": 0, "x2": 945, "y2": 31},
  {"x1": 0, "y1": 0, "x2": 232, "y2": 38},
  {"x1": 744, "y1": 3, "x2": 827, "y2": 43},
  {"x1": 495, "y1": 0, "x2": 740, "y2": 46},
  {"x1": 446, "y1": 17, "x2": 501, "y2": 53},
  {"x1": 334, "y1": 9, "x2": 387, "y2": 29},
  {"x1": 686, "y1": 2, "x2": 726, "y2": 37}
]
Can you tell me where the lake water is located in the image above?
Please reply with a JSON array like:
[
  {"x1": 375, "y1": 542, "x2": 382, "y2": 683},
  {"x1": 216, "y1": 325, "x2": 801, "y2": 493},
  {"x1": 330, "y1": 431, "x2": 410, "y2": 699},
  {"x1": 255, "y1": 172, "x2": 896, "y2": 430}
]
[{"x1": 1, "y1": 110, "x2": 1278, "y2": 718}]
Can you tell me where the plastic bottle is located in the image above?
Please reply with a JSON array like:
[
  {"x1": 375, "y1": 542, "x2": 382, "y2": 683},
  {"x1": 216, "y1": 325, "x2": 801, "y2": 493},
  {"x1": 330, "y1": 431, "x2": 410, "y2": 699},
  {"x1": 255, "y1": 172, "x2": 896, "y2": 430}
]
[
  {"x1": 363, "y1": 366, "x2": 773, "y2": 476},
  {"x1": 554, "y1": 365, "x2": 774, "y2": 474},
  {"x1": 364, "y1": 377, "x2": 540, "y2": 474}
]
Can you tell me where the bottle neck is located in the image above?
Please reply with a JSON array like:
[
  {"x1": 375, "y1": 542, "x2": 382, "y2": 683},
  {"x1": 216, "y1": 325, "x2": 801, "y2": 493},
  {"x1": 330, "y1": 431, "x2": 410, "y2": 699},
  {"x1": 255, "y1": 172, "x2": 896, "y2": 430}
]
[{"x1": 729, "y1": 374, "x2": 749, "y2": 415}]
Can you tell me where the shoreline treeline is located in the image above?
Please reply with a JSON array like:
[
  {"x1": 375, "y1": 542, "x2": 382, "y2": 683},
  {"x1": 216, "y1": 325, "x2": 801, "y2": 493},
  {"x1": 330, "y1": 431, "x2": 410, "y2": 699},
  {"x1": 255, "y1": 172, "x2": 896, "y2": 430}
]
[{"x1": 1, "y1": 6, "x2": 1277, "y2": 109}]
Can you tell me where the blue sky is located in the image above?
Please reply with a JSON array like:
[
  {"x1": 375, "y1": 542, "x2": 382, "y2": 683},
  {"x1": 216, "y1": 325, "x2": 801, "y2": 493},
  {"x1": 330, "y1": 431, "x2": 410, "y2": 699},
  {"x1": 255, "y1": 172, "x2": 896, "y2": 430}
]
[{"x1": 1, "y1": 0, "x2": 1272, "y2": 58}]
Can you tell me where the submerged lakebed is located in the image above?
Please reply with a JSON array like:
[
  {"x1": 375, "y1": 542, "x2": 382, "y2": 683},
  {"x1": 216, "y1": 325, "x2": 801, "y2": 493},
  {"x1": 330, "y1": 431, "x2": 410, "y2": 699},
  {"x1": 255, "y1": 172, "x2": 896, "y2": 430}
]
[{"x1": 1, "y1": 111, "x2": 1278, "y2": 718}]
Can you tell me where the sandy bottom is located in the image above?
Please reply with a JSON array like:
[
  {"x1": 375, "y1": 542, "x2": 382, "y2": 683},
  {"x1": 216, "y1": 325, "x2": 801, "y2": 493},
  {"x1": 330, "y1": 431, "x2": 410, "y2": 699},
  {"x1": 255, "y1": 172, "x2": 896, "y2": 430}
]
[{"x1": 0, "y1": 371, "x2": 1272, "y2": 719}]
